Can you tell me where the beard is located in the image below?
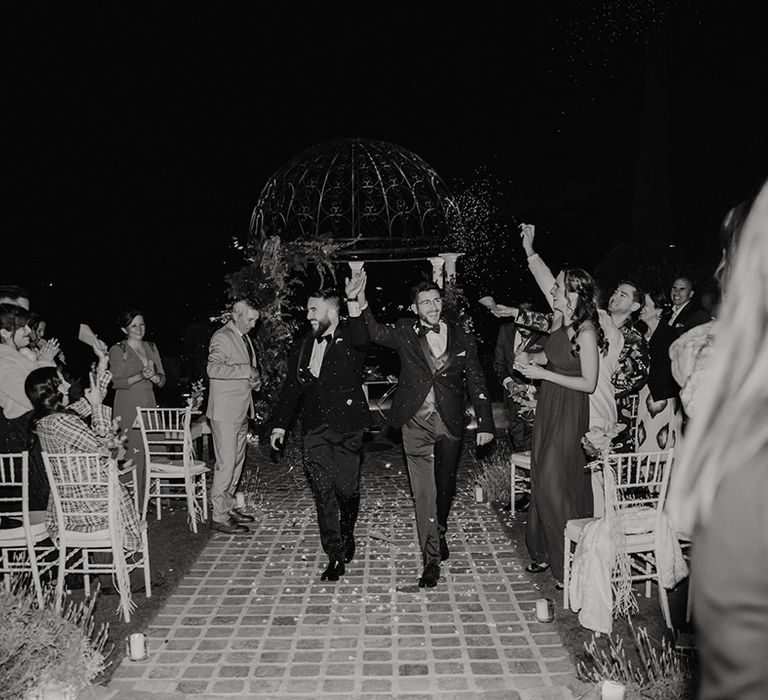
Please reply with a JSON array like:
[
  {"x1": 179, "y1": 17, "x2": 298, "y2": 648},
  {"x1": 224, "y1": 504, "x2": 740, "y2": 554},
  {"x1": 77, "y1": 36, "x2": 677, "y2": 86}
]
[{"x1": 312, "y1": 317, "x2": 332, "y2": 338}]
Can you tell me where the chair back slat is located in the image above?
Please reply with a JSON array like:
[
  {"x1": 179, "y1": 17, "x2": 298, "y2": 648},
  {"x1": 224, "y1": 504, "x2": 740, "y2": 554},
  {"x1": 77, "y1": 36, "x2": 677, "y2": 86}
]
[
  {"x1": 137, "y1": 406, "x2": 195, "y2": 469},
  {"x1": 0, "y1": 452, "x2": 29, "y2": 519}
]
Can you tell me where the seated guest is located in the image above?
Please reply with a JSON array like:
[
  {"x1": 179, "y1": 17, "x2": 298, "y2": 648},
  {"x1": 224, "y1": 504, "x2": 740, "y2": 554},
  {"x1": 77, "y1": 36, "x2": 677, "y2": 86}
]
[
  {"x1": 25, "y1": 352, "x2": 141, "y2": 554},
  {"x1": 635, "y1": 290, "x2": 682, "y2": 452},
  {"x1": 0, "y1": 304, "x2": 59, "y2": 511},
  {"x1": 665, "y1": 276, "x2": 710, "y2": 336}
]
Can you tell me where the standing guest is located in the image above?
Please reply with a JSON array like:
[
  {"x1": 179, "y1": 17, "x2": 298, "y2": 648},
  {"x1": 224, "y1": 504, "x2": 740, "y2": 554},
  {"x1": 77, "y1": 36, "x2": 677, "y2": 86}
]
[
  {"x1": 493, "y1": 302, "x2": 547, "y2": 452},
  {"x1": 269, "y1": 288, "x2": 370, "y2": 582},
  {"x1": 347, "y1": 272, "x2": 495, "y2": 589},
  {"x1": 0, "y1": 303, "x2": 60, "y2": 512},
  {"x1": 635, "y1": 291, "x2": 682, "y2": 452},
  {"x1": 667, "y1": 183, "x2": 768, "y2": 699},
  {"x1": 516, "y1": 226, "x2": 606, "y2": 586},
  {"x1": 517, "y1": 227, "x2": 622, "y2": 518},
  {"x1": 665, "y1": 276, "x2": 710, "y2": 336},
  {"x1": 109, "y1": 310, "x2": 165, "y2": 505},
  {"x1": 206, "y1": 299, "x2": 261, "y2": 535},
  {"x1": 0, "y1": 284, "x2": 30, "y2": 310},
  {"x1": 606, "y1": 281, "x2": 650, "y2": 452}
]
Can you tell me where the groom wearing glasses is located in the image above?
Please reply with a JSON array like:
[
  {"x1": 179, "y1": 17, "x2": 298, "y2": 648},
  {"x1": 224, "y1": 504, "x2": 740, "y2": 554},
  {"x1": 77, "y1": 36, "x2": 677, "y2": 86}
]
[{"x1": 347, "y1": 272, "x2": 495, "y2": 588}]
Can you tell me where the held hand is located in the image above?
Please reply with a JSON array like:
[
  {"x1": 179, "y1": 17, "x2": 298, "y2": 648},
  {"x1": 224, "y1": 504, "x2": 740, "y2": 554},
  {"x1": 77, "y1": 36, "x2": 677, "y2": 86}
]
[
  {"x1": 345, "y1": 272, "x2": 364, "y2": 299},
  {"x1": 476, "y1": 431, "x2": 495, "y2": 447},
  {"x1": 141, "y1": 363, "x2": 156, "y2": 379},
  {"x1": 519, "y1": 223, "x2": 536, "y2": 256},
  {"x1": 492, "y1": 304, "x2": 517, "y2": 318},
  {"x1": 93, "y1": 338, "x2": 108, "y2": 359},
  {"x1": 517, "y1": 363, "x2": 546, "y2": 381},
  {"x1": 249, "y1": 367, "x2": 261, "y2": 391},
  {"x1": 38, "y1": 339, "x2": 60, "y2": 362},
  {"x1": 269, "y1": 430, "x2": 284, "y2": 451}
]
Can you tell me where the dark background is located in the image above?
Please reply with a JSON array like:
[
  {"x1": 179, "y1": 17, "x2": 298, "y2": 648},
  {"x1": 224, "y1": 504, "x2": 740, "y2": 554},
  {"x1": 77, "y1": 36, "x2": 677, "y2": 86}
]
[{"x1": 5, "y1": 4, "x2": 767, "y2": 379}]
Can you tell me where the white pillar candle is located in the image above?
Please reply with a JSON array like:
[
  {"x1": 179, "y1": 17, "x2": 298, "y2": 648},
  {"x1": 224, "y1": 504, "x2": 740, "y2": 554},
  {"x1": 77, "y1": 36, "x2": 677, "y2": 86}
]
[
  {"x1": 535, "y1": 598, "x2": 554, "y2": 622},
  {"x1": 348, "y1": 260, "x2": 365, "y2": 275},
  {"x1": 600, "y1": 680, "x2": 626, "y2": 700},
  {"x1": 235, "y1": 491, "x2": 246, "y2": 509},
  {"x1": 128, "y1": 633, "x2": 146, "y2": 660},
  {"x1": 474, "y1": 485, "x2": 484, "y2": 502}
]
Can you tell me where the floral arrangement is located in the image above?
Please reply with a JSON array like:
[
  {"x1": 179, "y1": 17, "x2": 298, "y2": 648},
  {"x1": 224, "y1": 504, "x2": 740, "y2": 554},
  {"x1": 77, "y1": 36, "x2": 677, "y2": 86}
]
[
  {"x1": 509, "y1": 384, "x2": 537, "y2": 424},
  {"x1": 187, "y1": 378, "x2": 205, "y2": 413},
  {"x1": 582, "y1": 423, "x2": 623, "y2": 462}
]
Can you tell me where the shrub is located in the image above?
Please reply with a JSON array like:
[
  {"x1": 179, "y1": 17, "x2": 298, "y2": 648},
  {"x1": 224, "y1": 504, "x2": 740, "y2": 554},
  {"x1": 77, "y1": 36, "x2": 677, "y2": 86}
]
[
  {"x1": 0, "y1": 582, "x2": 109, "y2": 700},
  {"x1": 469, "y1": 440, "x2": 512, "y2": 505}
]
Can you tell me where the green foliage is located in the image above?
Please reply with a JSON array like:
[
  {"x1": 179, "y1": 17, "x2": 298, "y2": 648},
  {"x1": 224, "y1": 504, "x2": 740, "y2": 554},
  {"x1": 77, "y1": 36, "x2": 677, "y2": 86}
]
[
  {"x1": 577, "y1": 622, "x2": 695, "y2": 699},
  {"x1": 226, "y1": 235, "x2": 341, "y2": 427},
  {"x1": 0, "y1": 583, "x2": 109, "y2": 700},
  {"x1": 469, "y1": 440, "x2": 512, "y2": 505}
]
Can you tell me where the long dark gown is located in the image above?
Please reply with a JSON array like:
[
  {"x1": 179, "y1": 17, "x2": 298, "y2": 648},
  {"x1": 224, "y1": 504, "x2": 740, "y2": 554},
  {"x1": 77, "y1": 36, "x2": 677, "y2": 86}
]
[{"x1": 526, "y1": 324, "x2": 592, "y2": 582}]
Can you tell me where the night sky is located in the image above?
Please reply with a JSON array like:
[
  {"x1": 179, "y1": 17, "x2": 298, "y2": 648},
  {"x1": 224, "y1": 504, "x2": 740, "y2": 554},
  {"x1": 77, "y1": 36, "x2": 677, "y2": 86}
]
[{"x1": 6, "y1": 4, "x2": 767, "y2": 362}]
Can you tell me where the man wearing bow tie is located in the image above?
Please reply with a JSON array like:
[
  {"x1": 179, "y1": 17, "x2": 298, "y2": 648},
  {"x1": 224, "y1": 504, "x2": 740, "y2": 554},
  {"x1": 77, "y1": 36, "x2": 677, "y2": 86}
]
[
  {"x1": 207, "y1": 299, "x2": 262, "y2": 535},
  {"x1": 347, "y1": 272, "x2": 495, "y2": 588},
  {"x1": 269, "y1": 289, "x2": 371, "y2": 582}
]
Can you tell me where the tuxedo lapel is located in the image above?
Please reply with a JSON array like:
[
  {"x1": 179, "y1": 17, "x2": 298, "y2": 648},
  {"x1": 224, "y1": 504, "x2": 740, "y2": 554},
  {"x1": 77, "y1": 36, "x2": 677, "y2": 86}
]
[
  {"x1": 438, "y1": 323, "x2": 456, "y2": 373},
  {"x1": 296, "y1": 335, "x2": 314, "y2": 380},
  {"x1": 415, "y1": 328, "x2": 437, "y2": 375}
]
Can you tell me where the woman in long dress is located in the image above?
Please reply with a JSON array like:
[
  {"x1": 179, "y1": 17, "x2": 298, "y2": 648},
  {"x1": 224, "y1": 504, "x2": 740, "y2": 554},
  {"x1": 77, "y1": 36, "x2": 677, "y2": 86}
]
[
  {"x1": 109, "y1": 310, "x2": 165, "y2": 503},
  {"x1": 516, "y1": 228, "x2": 605, "y2": 584},
  {"x1": 635, "y1": 291, "x2": 682, "y2": 452}
]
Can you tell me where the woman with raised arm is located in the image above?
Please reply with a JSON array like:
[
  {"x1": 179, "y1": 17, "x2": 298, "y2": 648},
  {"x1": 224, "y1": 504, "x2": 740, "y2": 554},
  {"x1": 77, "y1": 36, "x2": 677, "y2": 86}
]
[{"x1": 515, "y1": 225, "x2": 608, "y2": 585}]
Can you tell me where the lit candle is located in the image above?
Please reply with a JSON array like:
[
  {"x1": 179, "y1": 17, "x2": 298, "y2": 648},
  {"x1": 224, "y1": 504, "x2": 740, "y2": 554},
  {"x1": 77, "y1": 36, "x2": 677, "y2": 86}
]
[
  {"x1": 128, "y1": 633, "x2": 146, "y2": 660},
  {"x1": 600, "y1": 680, "x2": 626, "y2": 700},
  {"x1": 235, "y1": 492, "x2": 246, "y2": 509},
  {"x1": 474, "y1": 485, "x2": 484, "y2": 502},
  {"x1": 535, "y1": 598, "x2": 554, "y2": 622}
]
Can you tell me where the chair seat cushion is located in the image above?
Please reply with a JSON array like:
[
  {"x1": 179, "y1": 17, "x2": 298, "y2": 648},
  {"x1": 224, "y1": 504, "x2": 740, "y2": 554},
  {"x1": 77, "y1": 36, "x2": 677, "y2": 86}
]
[
  {"x1": 148, "y1": 460, "x2": 209, "y2": 475},
  {"x1": 0, "y1": 510, "x2": 50, "y2": 545}
]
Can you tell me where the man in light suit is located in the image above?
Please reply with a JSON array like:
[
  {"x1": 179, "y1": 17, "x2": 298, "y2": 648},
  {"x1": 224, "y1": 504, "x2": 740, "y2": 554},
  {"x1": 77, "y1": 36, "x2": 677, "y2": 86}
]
[{"x1": 206, "y1": 299, "x2": 261, "y2": 534}]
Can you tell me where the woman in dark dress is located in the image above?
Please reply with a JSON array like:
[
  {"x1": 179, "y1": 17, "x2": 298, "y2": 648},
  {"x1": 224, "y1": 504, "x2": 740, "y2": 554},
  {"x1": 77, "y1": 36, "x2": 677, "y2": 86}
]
[{"x1": 516, "y1": 228, "x2": 606, "y2": 584}]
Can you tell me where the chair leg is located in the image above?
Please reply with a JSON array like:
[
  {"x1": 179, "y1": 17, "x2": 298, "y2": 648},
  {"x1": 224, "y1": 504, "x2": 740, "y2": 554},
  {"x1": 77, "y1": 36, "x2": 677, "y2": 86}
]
[
  {"x1": 510, "y1": 465, "x2": 516, "y2": 515},
  {"x1": 142, "y1": 475, "x2": 152, "y2": 520},
  {"x1": 83, "y1": 549, "x2": 91, "y2": 598},
  {"x1": 156, "y1": 481, "x2": 161, "y2": 520},
  {"x1": 142, "y1": 530, "x2": 152, "y2": 599},
  {"x1": 563, "y1": 534, "x2": 571, "y2": 609},
  {"x1": 55, "y1": 547, "x2": 67, "y2": 613},
  {"x1": 657, "y1": 573, "x2": 673, "y2": 629},
  {"x1": 201, "y1": 475, "x2": 209, "y2": 522}
]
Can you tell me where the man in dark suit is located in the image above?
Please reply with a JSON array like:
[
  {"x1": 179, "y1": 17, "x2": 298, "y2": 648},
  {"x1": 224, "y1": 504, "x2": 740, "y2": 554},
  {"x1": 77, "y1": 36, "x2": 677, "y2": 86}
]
[
  {"x1": 269, "y1": 289, "x2": 370, "y2": 582},
  {"x1": 493, "y1": 303, "x2": 547, "y2": 452},
  {"x1": 666, "y1": 276, "x2": 710, "y2": 336},
  {"x1": 347, "y1": 272, "x2": 495, "y2": 588}
]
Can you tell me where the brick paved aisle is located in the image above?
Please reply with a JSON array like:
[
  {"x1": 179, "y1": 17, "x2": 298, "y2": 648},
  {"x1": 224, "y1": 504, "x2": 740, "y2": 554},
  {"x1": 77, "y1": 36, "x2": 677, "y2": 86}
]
[{"x1": 105, "y1": 433, "x2": 589, "y2": 700}]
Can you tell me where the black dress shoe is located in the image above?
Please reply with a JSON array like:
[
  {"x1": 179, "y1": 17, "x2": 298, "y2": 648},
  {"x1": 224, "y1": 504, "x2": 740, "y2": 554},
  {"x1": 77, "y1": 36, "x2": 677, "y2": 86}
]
[
  {"x1": 514, "y1": 494, "x2": 530, "y2": 512},
  {"x1": 321, "y1": 558, "x2": 345, "y2": 582},
  {"x1": 211, "y1": 519, "x2": 249, "y2": 535},
  {"x1": 418, "y1": 563, "x2": 440, "y2": 588},
  {"x1": 439, "y1": 536, "x2": 449, "y2": 562},
  {"x1": 525, "y1": 562, "x2": 550, "y2": 574},
  {"x1": 229, "y1": 508, "x2": 255, "y2": 523},
  {"x1": 343, "y1": 536, "x2": 356, "y2": 563}
]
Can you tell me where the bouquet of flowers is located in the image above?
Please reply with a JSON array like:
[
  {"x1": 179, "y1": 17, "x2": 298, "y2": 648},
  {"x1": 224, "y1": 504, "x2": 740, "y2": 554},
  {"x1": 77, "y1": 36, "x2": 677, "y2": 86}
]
[
  {"x1": 98, "y1": 416, "x2": 128, "y2": 464},
  {"x1": 187, "y1": 379, "x2": 206, "y2": 413},
  {"x1": 581, "y1": 423, "x2": 623, "y2": 466},
  {"x1": 510, "y1": 384, "x2": 537, "y2": 424}
]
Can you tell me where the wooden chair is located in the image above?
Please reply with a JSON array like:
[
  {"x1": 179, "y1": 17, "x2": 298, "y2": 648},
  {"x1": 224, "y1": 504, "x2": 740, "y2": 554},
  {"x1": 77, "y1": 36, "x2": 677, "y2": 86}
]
[
  {"x1": 509, "y1": 450, "x2": 531, "y2": 514},
  {"x1": 0, "y1": 452, "x2": 56, "y2": 606},
  {"x1": 563, "y1": 449, "x2": 677, "y2": 629},
  {"x1": 43, "y1": 452, "x2": 151, "y2": 622},
  {"x1": 137, "y1": 406, "x2": 209, "y2": 532}
]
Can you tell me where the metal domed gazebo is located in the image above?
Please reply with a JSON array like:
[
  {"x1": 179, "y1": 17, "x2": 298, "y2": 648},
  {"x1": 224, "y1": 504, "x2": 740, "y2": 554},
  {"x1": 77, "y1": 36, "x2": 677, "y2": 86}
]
[{"x1": 249, "y1": 138, "x2": 462, "y2": 263}]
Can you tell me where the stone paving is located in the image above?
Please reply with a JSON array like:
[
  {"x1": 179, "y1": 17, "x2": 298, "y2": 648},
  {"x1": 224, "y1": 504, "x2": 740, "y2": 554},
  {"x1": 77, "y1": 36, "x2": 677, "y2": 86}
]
[{"x1": 101, "y1": 434, "x2": 590, "y2": 699}]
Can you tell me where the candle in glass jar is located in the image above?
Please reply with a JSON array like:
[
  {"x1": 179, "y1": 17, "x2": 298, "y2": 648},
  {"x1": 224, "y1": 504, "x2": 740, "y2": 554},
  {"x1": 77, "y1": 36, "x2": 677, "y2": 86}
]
[
  {"x1": 474, "y1": 485, "x2": 483, "y2": 502},
  {"x1": 235, "y1": 491, "x2": 246, "y2": 509},
  {"x1": 600, "y1": 680, "x2": 626, "y2": 699},
  {"x1": 128, "y1": 633, "x2": 146, "y2": 660},
  {"x1": 535, "y1": 598, "x2": 554, "y2": 622}
]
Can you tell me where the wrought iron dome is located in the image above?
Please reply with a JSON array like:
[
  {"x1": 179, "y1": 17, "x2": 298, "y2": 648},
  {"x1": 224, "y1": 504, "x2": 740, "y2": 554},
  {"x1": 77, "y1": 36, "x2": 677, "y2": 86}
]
[{"x1": 249, "y1": 138, "x2": 462, "y2": 262}]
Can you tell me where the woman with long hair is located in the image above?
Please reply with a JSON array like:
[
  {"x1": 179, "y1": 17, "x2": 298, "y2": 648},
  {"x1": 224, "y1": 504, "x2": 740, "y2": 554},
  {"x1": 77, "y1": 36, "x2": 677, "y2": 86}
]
[
  {"x1": 667, "y1": 182, "x2": 768, "y2": 698},
  {"x1": 109, "y1": 310, "x2": 165, "y2": 503},
  {"x1": 516, "y1": 226, "x2": 607, "y2": 584},
  {"x1": 0, "y1": 304, "x2": 59, "y2": 512}
]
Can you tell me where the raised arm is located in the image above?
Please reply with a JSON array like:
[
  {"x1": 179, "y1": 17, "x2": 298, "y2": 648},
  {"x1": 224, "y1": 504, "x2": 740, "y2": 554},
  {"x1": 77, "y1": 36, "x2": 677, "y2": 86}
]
[
  {"x1": 346, "y1": 270, "x2": 400, "y2": 349},
  {"x1": 521, "y1": 224, "x2": 563, "y2": 330}
]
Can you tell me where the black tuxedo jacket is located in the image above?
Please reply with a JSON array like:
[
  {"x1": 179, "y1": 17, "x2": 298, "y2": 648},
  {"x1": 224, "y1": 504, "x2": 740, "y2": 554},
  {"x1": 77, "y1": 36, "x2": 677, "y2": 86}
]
[
  {"x1": 664, "y1": 301, "x2": 710, "y2": 337},
  {"x1": 647, "y1": 323, "x2": 680, "y2": 401},
  {"x1": 353, "y1": 306, "x2": 495, "y2": 437},
  {"x1": 271, "y1": 319, "x2": 371, "y2": 435},
  {"x1": 493, "y1": 322, "x2": 548, "y2": 389}
]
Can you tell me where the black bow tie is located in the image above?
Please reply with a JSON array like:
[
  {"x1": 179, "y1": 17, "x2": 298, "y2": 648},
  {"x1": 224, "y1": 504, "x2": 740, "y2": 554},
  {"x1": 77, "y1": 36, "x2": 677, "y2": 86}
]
[
  {"x1": 419, "y1": 323, "x2": 441, "y2": 336},
  {"x1": 317, "y1": 334, "x2": 332, "y2": 344}
]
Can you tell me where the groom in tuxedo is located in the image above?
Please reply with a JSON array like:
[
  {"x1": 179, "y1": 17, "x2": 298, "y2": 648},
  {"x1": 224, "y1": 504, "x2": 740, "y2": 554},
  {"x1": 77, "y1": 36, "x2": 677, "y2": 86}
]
[
  {"x1": 270, "y1": 289, "x2": 370, "y2": 582},
  {"x1": 347, "y1": 272, "x2": 495, "y2": 588}
]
